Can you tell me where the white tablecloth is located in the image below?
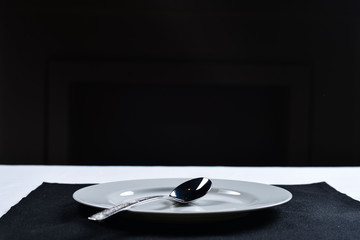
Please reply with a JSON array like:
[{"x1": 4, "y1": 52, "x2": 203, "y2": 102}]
[{"x1": 1, "y1": 165, "x2": 359, "y2": 218}]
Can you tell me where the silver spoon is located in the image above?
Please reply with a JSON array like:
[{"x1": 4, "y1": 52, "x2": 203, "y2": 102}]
[{"x1": 88, "y1": 177, "x2": 212, "y2": 221}]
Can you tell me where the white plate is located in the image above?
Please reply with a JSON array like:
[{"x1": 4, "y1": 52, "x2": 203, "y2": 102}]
[{"x1": 73, "y1": 178, "x2": 292, "y2": 220}]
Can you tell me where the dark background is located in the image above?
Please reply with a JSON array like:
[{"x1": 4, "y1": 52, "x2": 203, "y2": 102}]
[{"x1": 0, "y1": 1, "x2": 359, "y2": 166}]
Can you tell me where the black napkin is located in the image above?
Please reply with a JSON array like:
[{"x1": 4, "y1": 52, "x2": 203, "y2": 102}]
[{"x1": 1, "y1": 182, "x2": 359, "y2": 240}]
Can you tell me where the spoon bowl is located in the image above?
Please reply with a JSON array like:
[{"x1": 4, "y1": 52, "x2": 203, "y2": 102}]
[{"x1": 88, "y1": 177, "x2": 212, "y2": 221}]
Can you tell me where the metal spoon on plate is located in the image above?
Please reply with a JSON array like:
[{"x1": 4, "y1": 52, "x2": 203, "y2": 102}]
[{"x1": 88, "y1": 177, "x2": 212, "y2": 221}]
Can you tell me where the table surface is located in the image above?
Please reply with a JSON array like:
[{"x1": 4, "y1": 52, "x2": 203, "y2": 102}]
[{"x1": 1, "y1": 165, "x2": 359, "y2": 218}]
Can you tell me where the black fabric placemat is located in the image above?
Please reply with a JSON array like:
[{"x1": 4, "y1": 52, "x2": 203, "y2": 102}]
[{"x1": 1, "y1": 182, "x2": 360, "y2": 240}]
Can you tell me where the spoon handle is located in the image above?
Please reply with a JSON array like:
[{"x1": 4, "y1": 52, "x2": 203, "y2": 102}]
[{"x1": 88, "y1": 195, "x2": 165, "y2": 221}]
